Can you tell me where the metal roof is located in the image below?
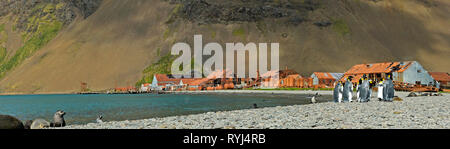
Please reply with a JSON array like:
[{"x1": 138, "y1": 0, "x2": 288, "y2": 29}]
[{"x1": 345, "y1": 61, "x2": 414, "y2": 75}]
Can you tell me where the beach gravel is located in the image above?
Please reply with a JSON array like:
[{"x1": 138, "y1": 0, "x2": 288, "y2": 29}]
[{"x1": 54, "y1": 92, "x2": 449, "y2": 129}]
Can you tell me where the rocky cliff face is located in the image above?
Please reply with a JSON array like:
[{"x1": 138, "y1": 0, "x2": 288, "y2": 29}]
[
  {"x1": 0, "y1": 0, "x2": 102, "y2": 32},
  {"x1": 169, "y1": 0, "x2": 320, "y2": 25},
  {"x1": 0, "y1": 0, "x2": 102, "y2": 80}
]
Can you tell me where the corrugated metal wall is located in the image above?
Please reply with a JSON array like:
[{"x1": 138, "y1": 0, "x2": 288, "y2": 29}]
[{"x1": 402, "y1": 61, "x2": 435, "y2": 85}]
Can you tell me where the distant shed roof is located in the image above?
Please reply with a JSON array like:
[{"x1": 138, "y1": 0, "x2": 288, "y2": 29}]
[
  {"x1": 429, "y1": 72, "x2": 450, "y2": 82},
  {"x1": 312, "y1": 72, "x2": 343, "y2": 80}
]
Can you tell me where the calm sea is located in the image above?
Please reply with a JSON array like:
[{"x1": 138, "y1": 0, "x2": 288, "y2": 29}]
[{"x1": 0, "y1": 93, "x2": 331, "y2": 124}]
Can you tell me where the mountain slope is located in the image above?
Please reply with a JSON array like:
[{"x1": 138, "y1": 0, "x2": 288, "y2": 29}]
[{"x1": 0, "y1": 0, "x2": 449, "y2": 94}]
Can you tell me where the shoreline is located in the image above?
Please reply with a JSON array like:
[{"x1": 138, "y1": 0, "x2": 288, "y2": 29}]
[
  {"x1": 1, "y1": 89, "x2": 446, "y2": 96},
  {"x1": 53, "y1": 92, "x2": 449, "y2": 129},
  {"x1": 168, "y1": 90, "x2": 335, "y2": 95},
  {"x1": 0, "y1": 90, "x2": 333, "y2": 96}
]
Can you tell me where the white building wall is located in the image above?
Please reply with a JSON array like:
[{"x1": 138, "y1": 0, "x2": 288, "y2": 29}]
[
  {"x1": 402, "y1": 61, "x2": 435, "y2": 85},
  {"x1": 311, "y1": 74, "x2": 319, "y2": 85},
  {"x1": 151, "y1": 75, "x2": 158, "y2": 87}
]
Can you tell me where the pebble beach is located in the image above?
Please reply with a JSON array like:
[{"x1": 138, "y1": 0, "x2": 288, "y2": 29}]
[{"x1": 55, "y1": 91, "x2": 449, "y2": 129}]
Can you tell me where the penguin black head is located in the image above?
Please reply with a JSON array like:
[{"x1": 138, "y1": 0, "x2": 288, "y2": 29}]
[{"x1": 253, "y1": 103, "x2": 258, "y2": 109}]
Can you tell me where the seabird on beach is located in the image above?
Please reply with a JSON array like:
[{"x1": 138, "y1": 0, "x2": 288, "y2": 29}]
[
  {"x1": 96, "y1": 115, "x2": 104, "y2": 123},
  {"x1": 311, "y1": 95, "x2": 317, "y2": 104}
]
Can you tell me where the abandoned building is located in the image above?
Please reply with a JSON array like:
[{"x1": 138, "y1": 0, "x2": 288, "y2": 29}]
[
  {"x1": 428, "y1": 72, "x2": 450, "y2": 89},
  {"x1": 311, "y1": 72, "x2": 344, "y2": 88},
  {"x1": 341, "y1": 61, "x2": 436, "y2": 86}
]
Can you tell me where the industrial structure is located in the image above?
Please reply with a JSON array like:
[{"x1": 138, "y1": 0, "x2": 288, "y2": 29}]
[
  {"x1": 340, "y1": 61, "x2": 435, "y2": 85},
  {"x1": 310, "y1": 72, "x2": 344, "y2": 88},
  {"x1": 428, "y1": 72, "x2": 450, "y2": 89},
  {"x1": 136, "y1": 61, "x2": 445, "y2": 92}
]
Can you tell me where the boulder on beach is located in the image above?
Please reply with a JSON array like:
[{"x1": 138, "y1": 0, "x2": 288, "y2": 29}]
[
  {"x1": 407, "y1": 92, "x2": 417, "y2": 97},
  {"x1": 0, "y1": 115, "x2": 24, "y2": 129},
  {"x1": 30, "y1": 119, "x2": 50, "y2": 129}
]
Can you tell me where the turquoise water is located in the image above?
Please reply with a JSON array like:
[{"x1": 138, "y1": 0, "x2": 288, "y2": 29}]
[{"x1": 0, "y1": 93, "x2": 331, "y2": 124}]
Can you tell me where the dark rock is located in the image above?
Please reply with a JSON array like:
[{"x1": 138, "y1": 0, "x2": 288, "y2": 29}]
[
  {"x1": 314, "y1": 21, "x2": 332, "y2": 28},
  {"x1": 0, "y1": 115, "x2": 24, "y2": 129},
  {"x1": 407, "y1": 92, "x2": 417, "y2": 97},
  {"x1": 0, "y1": 0, "x2": 102, "y2": 32},
  {"x1": 170, "y1": 0, "x2": 319, "y2": 25}
]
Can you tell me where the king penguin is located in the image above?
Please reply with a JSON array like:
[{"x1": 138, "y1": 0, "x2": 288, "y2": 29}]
[
  {"x1": 362, "y1": 78, "x2": 371, "y2": 102},
  {"x1": 383, "y1": 75, "x2": 395, "y2": 102},
  {"x1": 356, "y1": 79, "x2": 362, "y2": 102},
  {"x1": 333, "y1": 81, "x2": 343, "y2": 103},
  {"x1": 343, "y1": 77, "x2": 353, "y2": 102}
]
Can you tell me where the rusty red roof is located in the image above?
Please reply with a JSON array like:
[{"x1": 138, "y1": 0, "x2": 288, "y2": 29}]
[
  {"x1": 313, "y1": 72, "x2": 335, "y2": 80},
  {"x1": 286, "y1": 74, "x2": 302, "y2": 79},
  {"x1": 154, "y1": 74, "x2": 170, "y2": 81},
  {"x1": 340, "y1": 74, "x2": 364, "y2": 83},
  {"x1": 345, "y1": 61, "x2": 413, "y2": 75},
  {"x1": 188, "y1": 78, "x2": 210, "y2": 86},
  {"x1": 429, "y1": 72, "x2": 450, "y2": 82}
]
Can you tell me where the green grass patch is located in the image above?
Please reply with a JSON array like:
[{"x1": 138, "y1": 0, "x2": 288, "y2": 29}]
[
  {"x1": 0, "y1": 3, "x2": 63, "y2": 79},
  {"x1": 31, "y1": 3, "x2": 47, "y2": 13},
  {"x1": 156, "y1": 48, "x2": 161, "y2": 56},
  {"x1": 0, "y1": 21, "x2": 62, "y2": 78},
  {"x1": 211, "y1": 31, "x2": 216, "y2": 39},
  {"x1": 165, "y1": 4, "x2": 183, "y2": 24},
  {"x1": 232, "y1": 28, "x2": 246, "y2": 39},
  {"x1": 0, "y1": 47, "x2": 6, "y2": 63},
  {"x1": 163, "y1": 28, "x2": 171, "y2": 40},
  {"x1": 332, "y1": 19, "x2": 350, "y2": 36},
  {"x1": 43, "y1": 4, "x2": 56, "y2": 13},
  {"x1": 0, "y1": 24, "x2": 7, "y2": 44},
  {"x1": 135, "y1": 53, "x2": 178, "y2": 87},
  {"x1": 0, "y1": 24, "x2": 5, "y2": 32},
  {"x1": 55, "y1": 3, "x2": 65, "y2": 10}
]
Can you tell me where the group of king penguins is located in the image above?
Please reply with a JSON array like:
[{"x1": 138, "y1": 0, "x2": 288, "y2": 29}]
[{"x1": 333, "y1": 75, "x2": 395, "y2": 103}]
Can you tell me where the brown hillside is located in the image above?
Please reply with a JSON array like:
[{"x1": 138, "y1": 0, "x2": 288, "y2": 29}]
[{"x1": 0, "y1": 0, "x2": 449, "y2": 94}]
